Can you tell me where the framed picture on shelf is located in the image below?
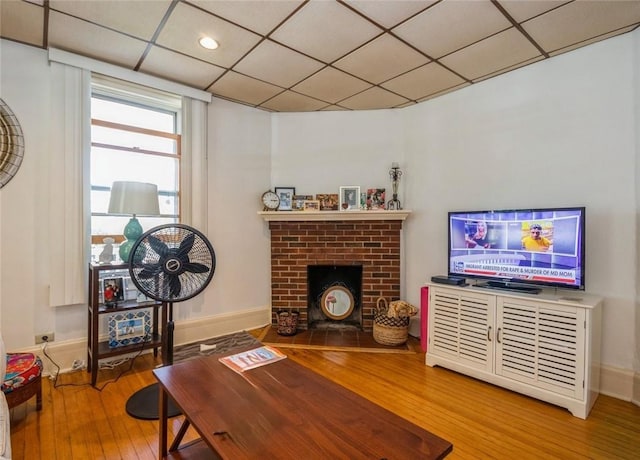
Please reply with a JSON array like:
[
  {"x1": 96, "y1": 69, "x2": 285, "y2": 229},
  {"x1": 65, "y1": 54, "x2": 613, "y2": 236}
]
[
  {"x1": 303, "y1": 200, "x2": 321, "y2": 211},
  {"x1": 108, "y1": 310, "x2": 151, "y2": 348},
  {"x1": 275, "y1": 187, "x2": 295, "y2": 211},
  {"x1": 367, "y1": 188, "x2": 386, "y2": 210},
  {"x1": 339, "y1": 186, "x2": 360, "y2": 211},
  {"x1": 316, "y1": 193, "x2": 339, "y2": 211},
  {"x1": 103, "y1": 277, "x2": 125, "y2": 307},
  {"x1": 292, "y1": 194, "x2": 313, "y2": 211}
]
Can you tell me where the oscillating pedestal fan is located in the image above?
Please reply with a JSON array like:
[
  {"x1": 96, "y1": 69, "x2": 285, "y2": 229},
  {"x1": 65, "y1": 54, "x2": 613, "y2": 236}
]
[{"x1": 125, "y1": 224, "x2": 216, "y2": 420}]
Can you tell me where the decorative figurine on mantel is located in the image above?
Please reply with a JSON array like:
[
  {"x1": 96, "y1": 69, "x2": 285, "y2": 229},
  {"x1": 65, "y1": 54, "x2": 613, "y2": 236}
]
[
  {"x1": 99, "y1": 237, "x2": 115, "y2": 264},
  {"x1": 387, "y1": 162, "x2": 403, "y2": 210}
]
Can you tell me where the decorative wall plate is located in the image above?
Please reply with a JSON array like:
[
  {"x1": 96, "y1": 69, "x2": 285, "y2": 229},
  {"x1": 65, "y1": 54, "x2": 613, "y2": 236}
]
[{"x1": 0, "y1": 98, "x2": 25, "y2": 188}]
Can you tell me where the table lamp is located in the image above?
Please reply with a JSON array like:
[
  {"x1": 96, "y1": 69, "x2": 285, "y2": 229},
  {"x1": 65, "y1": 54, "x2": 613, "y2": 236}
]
[{"x1": 108, "y1": 181, "x2": 160, "y2": 263}]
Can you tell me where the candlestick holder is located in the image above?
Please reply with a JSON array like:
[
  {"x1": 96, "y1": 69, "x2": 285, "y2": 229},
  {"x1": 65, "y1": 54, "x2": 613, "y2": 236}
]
[{"x1": 387, "y1": 163, "x2": 403, "y2": 210}]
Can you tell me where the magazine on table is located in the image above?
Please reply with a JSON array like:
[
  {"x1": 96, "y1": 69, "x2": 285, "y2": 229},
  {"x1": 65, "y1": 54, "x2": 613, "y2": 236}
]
[{"x1": 219, "y1": 345, "x2": 287, "y2": 373}]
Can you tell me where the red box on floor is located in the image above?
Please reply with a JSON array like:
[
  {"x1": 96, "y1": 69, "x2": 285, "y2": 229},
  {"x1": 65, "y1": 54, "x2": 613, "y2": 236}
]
[{"x1": 420, "y1": 286, "x2": 428, "y2": 352}]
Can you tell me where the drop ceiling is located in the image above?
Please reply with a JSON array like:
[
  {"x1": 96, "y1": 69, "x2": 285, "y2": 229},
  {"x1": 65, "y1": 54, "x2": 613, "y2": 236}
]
[{"x1": 2, "y1": 0, "x2": 639, "y2": 112}]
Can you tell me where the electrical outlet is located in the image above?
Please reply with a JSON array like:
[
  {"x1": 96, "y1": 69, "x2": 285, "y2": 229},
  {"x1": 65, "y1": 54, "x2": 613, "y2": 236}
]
[{"x1": 35, "y1": 332, "x2": 55, "y2": 344}]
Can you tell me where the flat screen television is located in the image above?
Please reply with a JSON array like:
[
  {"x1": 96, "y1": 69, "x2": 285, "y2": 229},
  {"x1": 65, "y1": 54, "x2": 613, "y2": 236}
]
[{"x1": 448, "y1": 207, "x2": 585, "y2": 291}]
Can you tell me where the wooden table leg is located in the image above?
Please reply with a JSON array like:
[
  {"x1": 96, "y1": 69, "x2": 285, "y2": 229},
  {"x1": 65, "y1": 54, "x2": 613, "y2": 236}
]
[{"x1": 169, "y1": 419, "x2": 191, "y2": 452}]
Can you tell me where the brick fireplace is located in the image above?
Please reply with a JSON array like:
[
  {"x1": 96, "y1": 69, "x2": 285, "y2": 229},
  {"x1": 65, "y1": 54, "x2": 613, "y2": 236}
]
[{"x1": 261, "y1": 211, "x2": 410, "y2": 332}]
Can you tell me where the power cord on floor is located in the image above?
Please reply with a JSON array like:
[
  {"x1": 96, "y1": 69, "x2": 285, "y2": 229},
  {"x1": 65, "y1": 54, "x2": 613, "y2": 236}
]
[{"x1": 40, "y1": 335, "x2": 153, "y2": 391}]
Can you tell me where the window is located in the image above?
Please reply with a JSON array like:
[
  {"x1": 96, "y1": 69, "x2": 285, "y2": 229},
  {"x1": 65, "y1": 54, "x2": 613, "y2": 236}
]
[{"x1": 90, "y1": 76, "x2": 182, "y2": 262}]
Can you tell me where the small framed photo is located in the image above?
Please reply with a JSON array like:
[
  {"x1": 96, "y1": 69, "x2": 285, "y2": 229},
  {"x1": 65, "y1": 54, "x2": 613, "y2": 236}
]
[
  {"x1": 275, "y1": 187, "x2": 296, "y2": 211},
  {"x1": 316, "y1": 194, "x2": 339, "y2": 211},
  {"x1": 103, "y1": 277, "x2": 125, "y2": 307},
  {"x1": 339, "y1": 186, "x2": 360, "y2": 211},
  {"x1": 367, "y1": 188, "x2": 386, "y2": 210},
  {"x1": 108, "y1": 311, "x2": 151, "y2": 348},
  {"x1": 303, "y1": 200, "x2": 320, "y2": 211},
  {"x1": 292, "y1": 194, "x2": 313, "y2": 211}
]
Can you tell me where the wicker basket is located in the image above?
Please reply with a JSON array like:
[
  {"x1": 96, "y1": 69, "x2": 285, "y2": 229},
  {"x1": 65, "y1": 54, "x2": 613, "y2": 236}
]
[{"x1": 373, "y1": 298, "x2": 410, "y2": 346}]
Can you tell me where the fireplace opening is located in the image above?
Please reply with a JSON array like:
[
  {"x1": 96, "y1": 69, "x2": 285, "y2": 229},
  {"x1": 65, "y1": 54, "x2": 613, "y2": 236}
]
[{"x1": 307, "y1": 265, "x2": 363, "y2": 330}]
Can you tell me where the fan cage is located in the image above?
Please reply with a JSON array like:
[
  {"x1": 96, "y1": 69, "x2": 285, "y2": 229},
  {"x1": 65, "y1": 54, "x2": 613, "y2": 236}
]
[{"x1": 129, "y1": 224, "x2": 216, "y2": 303}]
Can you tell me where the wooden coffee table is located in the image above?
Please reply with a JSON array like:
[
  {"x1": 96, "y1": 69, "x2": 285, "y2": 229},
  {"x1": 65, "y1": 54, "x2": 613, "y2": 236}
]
[{"x1": 154, "y1": 346, "x2": 452, "y2": 459}]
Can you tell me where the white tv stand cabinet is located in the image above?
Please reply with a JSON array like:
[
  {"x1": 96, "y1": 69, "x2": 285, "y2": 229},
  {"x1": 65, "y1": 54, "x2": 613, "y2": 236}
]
[{"x1": 425, "y1": 284, "x2": 602, "y2": 419}]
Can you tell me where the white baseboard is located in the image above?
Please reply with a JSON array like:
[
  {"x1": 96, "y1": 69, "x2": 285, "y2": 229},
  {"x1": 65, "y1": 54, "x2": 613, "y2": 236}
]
[
  {"x1": 30, "y1": 307, "x2": 271, "y2": 376},
  {"x1": 632, "y1": 372, "x2": 640, "y2": 407},
  {"x1": 599, "y1": 364, "x2": 635, "y2": 401}
]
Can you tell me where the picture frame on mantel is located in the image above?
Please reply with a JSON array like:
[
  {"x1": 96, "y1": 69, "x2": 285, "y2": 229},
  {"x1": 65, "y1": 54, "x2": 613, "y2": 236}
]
[
  {"x1": 275, "y1": 187, "x2": 295, "y2": 211},
  {"x1": 339, "y1": 186, "x2": 360, "y2": 211},
  {"x1": 303, "y1": 200, "x2": 320, "y2": 211},
  {"x1": 292, "y1": 194, "x2": 313, "y2": 211}
]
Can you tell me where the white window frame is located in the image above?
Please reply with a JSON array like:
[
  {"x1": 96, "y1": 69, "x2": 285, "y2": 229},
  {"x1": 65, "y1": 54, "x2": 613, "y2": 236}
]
[{"x1": 90, "y1": 75, "x2": 183, "y2": 248}]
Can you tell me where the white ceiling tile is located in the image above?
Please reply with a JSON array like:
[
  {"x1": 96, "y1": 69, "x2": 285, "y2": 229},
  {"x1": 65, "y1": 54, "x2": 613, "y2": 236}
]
[
  {"x1": 441, "y1": 28, "x2": 541, "y2": 81},
  {"x1": 233, "y1": 40, "x2": 324, "y2": 88},
  {"x1": 156, "y1": 2, "x2": 262, "y2": 68},
  {"x1": 260, "y1": 90, "x2": 328, "y2": 112},
  {"x1": 190, "y1": 0, "x2": 304, "y2": 35},
  {"x1": 0, "y1": 0, "x2": 44, "y2": 47},
  {"x1": 393, "y1": 0, "x2": 512, "y2": 58},
  {"x1": 334, "y1": 34, "x2": 430, "y2": 84},
  {"x1": 339, "y1": 86, "x2": 409, "y2": 110},
  {"x1": 292, "y1": 67, "x2": 372, "y2": 104},
  {"x1": 381, "y1": 62, "x2": 466, "y2": 100},
  {"x1": 208, "y1": 71, "x2": 283, "y2": 106},
  {"x1": 2, "y1": 0, "x2": 638, "y2": 112},
  {"x1": 51, "y1": 0, "x2": 172, "y2": 41},
  {"x1": 344, "y1": 0, "x2": 437, "y2": 28},
  {"x1": 140, "y1": 46, "x2": 225, "y2": 89},
  {"x1": 270, "y1": 0, "x2": 382, "y2": 63},
  {"x1": 522, "y1": 0, "x2": 640, "y2": 52},
  {"x1": 48, "y1": 11, "x2": 148, "y2": 68},
  {"x1": 497, "y1": 0, "x2": 569, "y2": 23}
]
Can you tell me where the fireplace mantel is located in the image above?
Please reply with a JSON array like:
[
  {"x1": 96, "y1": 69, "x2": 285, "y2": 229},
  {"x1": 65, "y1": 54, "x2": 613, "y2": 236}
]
[{"x1": 259, "y1": 210, "x2": 411, "y2": 222}]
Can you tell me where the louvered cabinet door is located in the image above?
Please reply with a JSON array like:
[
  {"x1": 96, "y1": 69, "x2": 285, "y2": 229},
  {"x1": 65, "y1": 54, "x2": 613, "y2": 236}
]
[
  {"x1": 428, "y1": 287, "x2": 495, "y2": 373},
  {"x1": 495, "y1": 297, "x2": 586, "y2": 400}
]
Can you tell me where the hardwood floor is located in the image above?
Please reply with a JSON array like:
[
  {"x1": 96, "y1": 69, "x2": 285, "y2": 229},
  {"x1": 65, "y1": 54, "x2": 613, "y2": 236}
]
[{"x1": 8, "y1": 330, "x2": 640, "y2": 459}]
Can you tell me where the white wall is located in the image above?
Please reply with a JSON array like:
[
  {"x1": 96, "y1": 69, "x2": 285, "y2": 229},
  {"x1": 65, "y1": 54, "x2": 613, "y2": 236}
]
[
  {"x1": 203, "y1": 98, "x2": 273, "y2": 319},
  {"x1": 271, "y1": 110, "x2": 405, "y2": 195},
  {"x1": 0, "y1": 42, "x2": 62, "y2": 349}
]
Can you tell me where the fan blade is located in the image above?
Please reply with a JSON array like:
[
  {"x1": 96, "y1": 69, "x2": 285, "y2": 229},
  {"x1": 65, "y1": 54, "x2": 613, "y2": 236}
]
[
  {"x1": 138, "y1": 264, "x2": 162, "y2": 279},
  {"x1": 148, "y1": 235, "x2": 170, "y2": 258},
  {"x1": 168, "y1": 275, "x2": 182, "y2": 298},
  {"x1": 176, "y1": 233, "x2": 195, "y2": 259},
  {"x1": 183, "y1": 262, "x2": 210, "y2": 274}
]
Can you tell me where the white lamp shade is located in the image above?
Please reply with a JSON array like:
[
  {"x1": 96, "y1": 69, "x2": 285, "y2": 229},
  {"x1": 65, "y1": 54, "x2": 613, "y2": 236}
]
[{"x1": 108, "y1": 181, "x2": 160, "y2": 216}]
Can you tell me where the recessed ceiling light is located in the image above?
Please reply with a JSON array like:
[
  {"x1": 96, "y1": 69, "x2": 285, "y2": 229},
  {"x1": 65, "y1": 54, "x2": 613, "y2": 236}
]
[{"x1": 199, "y1": 37, "x2": 219, "y2": 50}]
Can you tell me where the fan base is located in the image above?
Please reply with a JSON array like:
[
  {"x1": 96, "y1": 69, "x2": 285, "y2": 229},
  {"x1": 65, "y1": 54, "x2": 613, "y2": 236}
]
[{"x1": 126, "y1": 383, "x2": 181, "y2": 420}]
